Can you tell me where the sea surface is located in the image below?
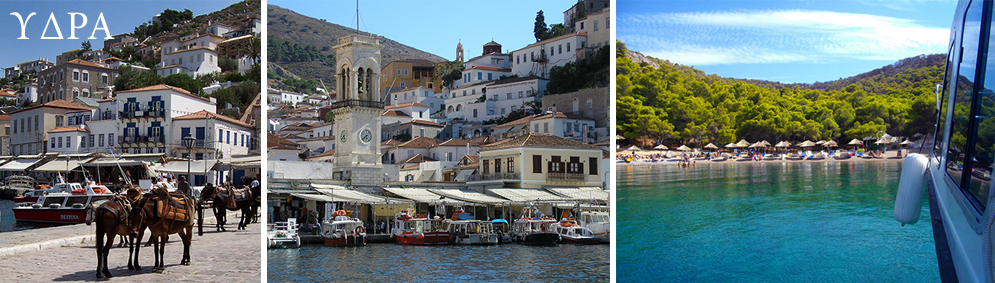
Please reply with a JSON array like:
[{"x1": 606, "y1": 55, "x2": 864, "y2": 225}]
[
  {"x1": 267, "y1": 243, "x2": 609, "y2": 282},
  {"x1": 0, "y1": 200, "x2": 61, "y2": 232},
  {"x1": 617, "y1": 160, "x2": 939, "y2": 282}
]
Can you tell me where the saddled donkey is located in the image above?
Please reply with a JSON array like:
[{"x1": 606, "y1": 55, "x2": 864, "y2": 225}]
[
  {"x1": 142, "y1": 187, "x2": 196, "y2": 273},
  {"x1": 90, "y1": 191, "x2": 145, "y2": 278},
  {"x1": 208, "y1": 183, "x2": 255, "y2": 231}
]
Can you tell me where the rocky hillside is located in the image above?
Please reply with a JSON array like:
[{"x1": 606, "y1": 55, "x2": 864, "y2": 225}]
[{"x1": 267, "y1": 4, "x2": 446, "y2": 89}]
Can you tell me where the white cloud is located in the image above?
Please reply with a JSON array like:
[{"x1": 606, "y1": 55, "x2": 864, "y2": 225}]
[{"x1": 619, "y1": 10, "x2": 948, "y2": 66}]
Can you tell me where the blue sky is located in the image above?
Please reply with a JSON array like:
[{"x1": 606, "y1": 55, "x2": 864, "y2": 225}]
[
  {"x1": 618, "y1": 0, "x2": 957, "y2": 83},
  {"x1": 0, "y1": 0, "x2": 240, "y2": 68},
  {"x1": 269, "y1": 0, "x2": 579, "y2": 61}
]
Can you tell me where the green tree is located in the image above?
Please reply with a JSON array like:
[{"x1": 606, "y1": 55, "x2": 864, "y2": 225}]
[
  {"x1": 324, "y1": 111, "x2": 335, "y2": 122},
  {"x1": 219, "y1": 56, "x2": 239, "y2": 73},
  {"x1": 161, "y1": 73, "x2": 203, "y2": 95},
  {"x1": 534, "y1": 10, "x2": 549, "y2": 42}
]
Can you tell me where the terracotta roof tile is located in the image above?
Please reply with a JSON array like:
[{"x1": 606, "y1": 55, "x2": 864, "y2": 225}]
[
  {"x1": 306, "y1": 149, "x2": 336, "y2": 160},
  {"x1": 67, "y1": 59, "x2": 111, "y2": 69},
  {"x1": 173, "y1": 110, "x2": 251, "y2": 128},
  {"x1": 400, "y1": 120, "x2": 444, "y2": 127},
  {"x1": 481, "y1": 132, "x2": 599, "y2": 151},
  {"x1": 397, "y1": 136, "x2": 439, "y2": 148},
  {"x1": 385, "y1": 102, "x2": 429, "y2": 109},
  {"x1": 47, "y1": 126, "x2": 87, "y2": 133},
  {"x1": 267, "y1": 133, "x2": 299, "y2": 150},
  {"x1": 402, "y1": 153, "x2": 437, "y2": 164},
  {"x1": 381, "y1": 139, "x2": 400, "y2": 147},
  {"x1": 12, "y1": 99, "x2": 93, "y2": 114},
  {"x1": 382, "y1": 109, "x2": 411, "y2": 117}
]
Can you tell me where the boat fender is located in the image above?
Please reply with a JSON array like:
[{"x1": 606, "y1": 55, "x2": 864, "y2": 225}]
[
  {"x1": 31, "y1": 203, "x2": 41, "y2": 209},
  {"x1": 355, "y1": 226, "x2": 365, "y2": 234},
  {"x1": 894, "y1": 154, "x2": 929, "y2": 225},
  {"x1": 417, "y1": 233, "x2": 425, "y2": 240}
]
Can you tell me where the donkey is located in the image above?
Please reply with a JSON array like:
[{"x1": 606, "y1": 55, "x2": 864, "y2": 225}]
[
  {"x1": 93, "y1": 196, "x2": 145, "y2": 278},
  {"x1": 207, "y1": 183, "x2": 255, "y2": 231},
  {"x1": 142, "y1": 187, "x2": 195, "y2": 273}
]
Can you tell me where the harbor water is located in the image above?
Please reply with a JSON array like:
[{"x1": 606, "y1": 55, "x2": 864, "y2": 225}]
[
  {"x1": 617, "y1": 160, "x2": 939, "y2": 282},
  {"x1": 267, "y1": 243, "x2": 609, "y2": 282}
]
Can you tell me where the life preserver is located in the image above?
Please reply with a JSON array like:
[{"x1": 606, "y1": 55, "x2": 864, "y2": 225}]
[
  {"x1": 334, "y1": 210, "x2": 347, "y2": 217},
  {"x1": 355, "y1": 226, "x2": 365, "y2": 234},
  {"x1": 71, "y1": 189, "x2": 85, "y2": 195}
]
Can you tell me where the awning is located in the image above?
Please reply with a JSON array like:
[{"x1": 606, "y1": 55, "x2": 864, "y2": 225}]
[
  {"x1": 427, "y1": 189, "x2": 508, "y2": 204},
  {"x1": 291, "y1": 193, "x2": 336, "y2": 202},
  {"x1": 269, "y1": 189, "x2": 310, "y2": 194},
  {"x1": 488, "y1": 188, "x2": 570, "y2": 202},
  {"x1": 415, "y1": 170, "x2": 434, "y2": 182},
  {"x1": 454, "y1": 169, "x2": 475, "y2": 181},
  {"x1": 552, "y1": 202, "x2": 610, "y2": 209},
  {"x1": 119, "y1": 154, "x2": 166, "y2": 163},
  {"x1": 311, "y1": 185, "x2": 411, "y2": 204},
  {"x1": 33, "y1": 157, "x2": 97, "y2": 172},
  {"x1": 0, "y1": 158, "x2": 44, "y2": 171},
  {"x1": 267, "y1": 161, "x2": 335, "y2": 179},
  {"x1": 382, "y1": 187, "x2": 468, "y2": 205},
  {"x1": 543, "y1": 187, "x2": 609, "y2": 202},
  {"x1": 153, "y1": 160, "x2": 218, "y2": 174},
  {"x1": 214, "y1": 155, "x2": 262, "y2": 170},
  {"x1": 83, "y1": 158, "x2": 148, "y2": 167}
]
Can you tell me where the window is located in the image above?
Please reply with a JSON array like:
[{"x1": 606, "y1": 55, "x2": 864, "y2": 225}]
[
  {"x1": 501, "y1": 108, "x2": 506, "y2": 115},
  {"x1": 50, "y1": 137, "x2": 55, "y2": 148},
  {"x1": 487, "y1": 73, "x2": 492, "y2": 81},
  {"x1": 544, "y1": 122, "x2": 548, "y2": 133},
  {"x1": 152, "y1": 126, "x2": 160, "y2": 137},
  {"x1": 587, "y1": 98, "x2": 593, "y2": 109},
  {"x1": 404, "y1": 69, "x2": 408, "y2": 76},
  {"x1": 473, "y1": 109, "x2": 478, "y2": 118},
  {"x1": 219, "y1": 129, "x2": 223, "y2": 142},
  {"x1": 507, "y1": 158, "x2": 514, "y2": 173},
  {"x1": 226, "y1": 130, "x2": 231, "y2": 144},
  {"x1": 34, "y1": 116, "x2": 37, "y2": 131},
  {"x1": 55, "y1": 115, "x2": 63, "y2": 127},
  {"x1": 559, "y1": 45, "x2": 562, "y2": 54},
  {"x1": 594, "y1": 20, "x2": 599, "y2": 31},
  {"x1": 397, "y1": 69, "x2": 401, "y2": 75},
  {"x1": 477, "y1": 72, "x2": 482, "y2": 81},
  {"x1": 567, "y1": 156, "x2": 581, "y2": 174},
  {"x1": 494, "y1": 159, "x2": 501, "y2": 173},
  {"x1": 82, "y1": 71, "x2": 88, "y2": 82},
  {"x1": 420, "y1": 129, "x2": 425, "y2": 137},
  {"x1": 532, "y1": 155, "x2": 542, "y2": 173},
  {"x1": 549, "y1": 156, "x2": 563, "y2": 173},
  {"x1": 89, "y1": 135, "x2": 94, "y2": 147},
  {"x1": 400, "y1": 82, "x2": 405, "y2": 88},
  {"x1": 72, "y1": 70, "x2": 79, "y2": 81},
  {"x1": 534, "y1": 124, "x2": 539, "y2": 132},
  {"x1": 946, "y1": 0, "x2": 986, "y2": 212},
  {"x1": 26, "y1": 118, "x2": 30, "y2": 132},
  {"x1": 483, "y1": 159, "x2": 489, "y2": 174},
  {"x1": 567, "y1": 43, "x2": 571, "y2": 50},
  {"x1": 101, "y1": 73, "x2": 108, "y2": 84},
  {"x1": 581, "y1": 22, "x2": 584, "y2": 30},
  {"x1": 98, "y1": 134, "x2": 104, "y2": 147},
  {"x1": 606, "y1": 18, "x2": 610, "y2": 29},
  {"x1": 446, "y1": 152, "x2": 453, "y2": 162},
  {"x1": 108, "y1": 134, "x2": 113, "y2": 146},
  {"x1": 507, "y1": 93, "x2": 512, "y2": 100},
  {"x1": 12, "y1": 121, "x2": 15, "y2": 134}
]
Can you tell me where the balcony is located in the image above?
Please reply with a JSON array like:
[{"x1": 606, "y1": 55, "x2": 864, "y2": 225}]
[
  {"x1": 119, "y1": 135, "x2": 165, "y2": 145},
  {"x1": 120, "y1": 109, "x2": 166, "y2": 119},
  {"x1": 330, "y1": 99, "x2": 384, "y2": 110},
  {"x1": 466, "y1": 172, "x2": 520, "y2": 182},
  {"x1": 546, "y1": 172, "x2": 585, "y2": 181}
]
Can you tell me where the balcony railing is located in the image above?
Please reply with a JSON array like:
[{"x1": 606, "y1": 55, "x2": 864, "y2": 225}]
[
  {"x1": 120, "y1": 108, "x2": 166, "y2": 119},
  {"x1": 330, "y1": 99, "x2": 384, "y2": 109},
  {"x1": 119, "y1": 135, "x2": 165, "y2": 144},
  {"x1": 546, "y1": 172, "x2": 585, "y2": 181},
  {"x1": 467, "y1": 172, "x2": 520, "y2": 182}
]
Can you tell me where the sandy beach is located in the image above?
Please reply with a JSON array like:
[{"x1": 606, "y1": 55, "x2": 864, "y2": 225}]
[{"x1": 615, "y1": 149, "x2": 930, "y2": 166}]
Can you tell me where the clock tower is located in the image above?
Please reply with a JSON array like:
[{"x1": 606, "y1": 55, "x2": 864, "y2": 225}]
[{"x1": 331, "y1": 34, "x2": 384, "y2": 187}]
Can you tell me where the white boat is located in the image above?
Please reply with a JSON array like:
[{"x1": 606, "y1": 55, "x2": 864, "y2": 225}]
[
  {"x1": 446, "y1": 220, "x2": 498, "y2": 245},
  {"x1": 267, "y1": 218, "x2": 301, "y2": 249},
  {"x1": 578, "y1": 211, "x2": 610, "y2": 243},
  {"x1": 319, "y1": 210, "x2": 366, "y2": 247},
  {"x1": 893, "y1": 3, "x2": 994, "y2": 281},
  {"x1": 512, "y1": 218, "x2": 559, "y2": 246},
  {"x1": 12, "y1": 182, "x2": 115, "y2": 224}
]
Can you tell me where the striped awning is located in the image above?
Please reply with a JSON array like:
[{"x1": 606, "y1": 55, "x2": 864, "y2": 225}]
[
  {"x1": 427, "y1": 189, "x2": 508, "y2": 204},
  {"x1": 382, "y1": 187, "x2": 468, "y2": 205}
]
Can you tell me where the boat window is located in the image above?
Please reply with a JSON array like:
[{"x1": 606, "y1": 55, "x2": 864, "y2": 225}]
[
  {"x1": 43, "y1": 196, "x2": 66, "y2": 206},
  {"x1": 968, "y1": 4, "x2": 995, "y2": 210},
  {"x1": 66, "y1": 196, "x2": 88, "y2": 206},
  {"x1": 946, "y1": 0, "x2": 983, "y2": 212},
  {"x1": 937, "y1": 43, "x2": 954, "y2": 156}
]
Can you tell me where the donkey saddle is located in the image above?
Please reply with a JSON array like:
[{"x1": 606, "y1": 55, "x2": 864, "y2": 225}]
[
  {"x1": 226, "y1": 187, "x2": 252, "y2": 210},
  {"x1": 155, "y1": 192, "x2": 192, "y2": 222}
]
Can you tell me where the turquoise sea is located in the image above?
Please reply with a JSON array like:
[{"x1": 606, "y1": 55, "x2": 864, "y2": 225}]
[{"x1": 617, "y1": 160, "x2": 939, "y2": 282}]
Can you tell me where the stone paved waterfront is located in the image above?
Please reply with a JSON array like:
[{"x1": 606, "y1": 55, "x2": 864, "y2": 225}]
[{"x1": 0, "y1": 211, "x2": 261, "y2": 282}]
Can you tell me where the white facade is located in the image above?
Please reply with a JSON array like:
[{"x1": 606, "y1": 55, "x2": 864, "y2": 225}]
[
  {"x1": 206, "y1": 24, "x2": 234, "y2": 36},
  {"x1": 115, "y1": 85, "x2": 216, "y2": 156},
  {"x1": 18, "y1": 84, "x2": 37, "y2": 105},
  {"x1": 530, "y1": 114, "x2": 596, "y2": 142},
  {"x1": 388, "y1": 87, "x2": 444, "y2": 113},
  {"x1": 510, "y1": 32, "x2": 588, "y2": 78},
  {"x1": 428, "y1": 143, "x2": 480, "y2": 170},
  {"x1": 46, "y1": 127, "x2": 87, "y2": 154},
  {"x1": 585, "y1": 8, "x2": 610, "y2": 49},
  {"x1": 171, "y1": 112, "x2": 252, "y2": 160},
  {"x1": 158, "y1": 47, "x2": 221, "y2": 78},
  {"x1": 279, "y1": 91, "x2": 304, "y2": 106},
  {"x1": 385, "y1": 103, "x2": 431, "y2": 122}
]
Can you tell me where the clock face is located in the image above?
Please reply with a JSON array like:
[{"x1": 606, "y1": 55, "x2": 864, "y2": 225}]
[
  {"x1": 361, "y1": 129, "x2": 372, "y2": 143},
  {"x1": 340, "y1": 130, "x2": 348, "y2": 142}
]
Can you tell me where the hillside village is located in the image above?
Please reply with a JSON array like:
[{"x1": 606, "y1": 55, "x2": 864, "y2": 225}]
[
  {"x1": 0, "y1": 1, "x2": 261, "y2": 187},
  {"x1": 266, "y1": 0, "x2": 611, "y2": 220}
]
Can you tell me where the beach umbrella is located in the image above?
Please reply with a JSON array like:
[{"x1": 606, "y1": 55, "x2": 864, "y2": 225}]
[
  {"x1": 798, "y1": 140, "x2": 816, "y2": 147},
  {"x1": 900, "y1": 140, "x2": 914, "y2": 146},
  {"x1": 825, "y1": 140, "x2": 838, "y2": 147},
  {"x1": 775, "y1": 141, "x2": 791, "y2": 148},
  {"x1": 653, "y1": 144, "x2": 668, "y2": 150},
  {"x1": 760, "y1": 140, "x2": 771, "y2": 146},
  {"x1": 626, "y1": 145, "x2": 641, "y2": 151},
  {"x1": 736, "y1": 139, "x2": 750, "y2": 148},
  {"x1": 848, "y1": 138, "x2": 863, "y2": 146},
  {"x1": 748, "y1": 142, "x2": 763, "y2": 148},
  {"x1": 615, "y1": 135, "x2": 625, "y2": 140},
  {"x1": 875, "y1": 137, "x2": 892, "y2": 145},
  {"x1": 704, "y1": 143, "x2": 719, "y2": 150},
  {"x1": 815, "y1": 140, "x2": 826, "y2": 145},
  {"x1": 677, "y1": 145, "x2": 692, "y2": 151},
  {"x1": 724, "y1": 143, "x2": 738, "y2": 148}
]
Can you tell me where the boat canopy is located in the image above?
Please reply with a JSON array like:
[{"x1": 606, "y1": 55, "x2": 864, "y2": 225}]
[
  {"x1": 491, "y1": 219, "x2": 509, "y2": 224},
  {"x1": 428, "y1": 188, "x2": 508, "y2": 204},
  {"x1": 488, "y1": 188, "x2": 570, "y2": 202},
  {"x1": 33, "y1": 157, "x2": 97, "y2": 172},
  {"x1": 382, "y1": 187, "x2": 469, "y2": 205}
]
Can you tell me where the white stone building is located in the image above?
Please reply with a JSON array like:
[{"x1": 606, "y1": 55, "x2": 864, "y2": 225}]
[{"x1": 510, "y1": 32, "x2": 588, "y2": 78}]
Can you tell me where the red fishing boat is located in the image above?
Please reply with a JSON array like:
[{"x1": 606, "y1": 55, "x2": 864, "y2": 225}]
[{"x1": 393, "y1": 210, "x2": 449, "y2": 245}]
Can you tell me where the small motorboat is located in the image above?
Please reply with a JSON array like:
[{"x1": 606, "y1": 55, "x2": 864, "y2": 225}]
[
  {"x1": 555, "y1": 224, "x2": 601, "y2": 245},
  {"x1": 320, "y1": 210, "x2": 366, "y2": 247},
  {"x1": 267, "y1": 218, "x2": 301, "y2": 249},
  {"x1": 393, "y1": 210, "x2": 450, "y2": 245},
  {"x1": 446, "y1": 220, "x2": 498, "y2": 245},
  {"x1": 12, "y1": 182, "x2": 114, "y2": 224}
]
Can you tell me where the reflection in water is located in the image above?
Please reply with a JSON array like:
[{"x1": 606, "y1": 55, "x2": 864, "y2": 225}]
[
  {"x1": 617, "y1": 161, "x2": 939, "y2": 282},
  {"x1": 268, "y1": 244, "x2": 609, "y2": 282},
  {"x1": 0, "y1": 200, "x2": 62, "y2": 232}
]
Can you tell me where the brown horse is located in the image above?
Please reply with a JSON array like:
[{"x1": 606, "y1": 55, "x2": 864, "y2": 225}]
[
  {"x1": 93, "y1": 197, "x2": 145, "y2": 278},
  {"x1": 141, "y1": 188, "x2": 195, "y2": 273}
]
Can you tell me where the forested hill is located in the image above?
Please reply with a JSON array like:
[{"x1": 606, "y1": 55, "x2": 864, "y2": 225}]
[{"x1": 616, "y1": 41, "x2": 942, "y2": 147}]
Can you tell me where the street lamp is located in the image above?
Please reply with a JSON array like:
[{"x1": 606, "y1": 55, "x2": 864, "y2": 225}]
[{"x1": 182, "y1": 134, "x2": 196, "y2": 186}]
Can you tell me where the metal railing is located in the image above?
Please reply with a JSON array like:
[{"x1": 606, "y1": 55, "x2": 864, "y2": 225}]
[
  {"x1": 546, "y1": 172, "x2": 585, "y2": 181},
  {"x1": 119, "y1": 135, "x2": 165, "y2": 144},
  {"x1": 467, "y1": 172, "x2": 520, "y2": 182},
  {"x1": 330, "y1": 99, "x2": 384, "y2": 109}
]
